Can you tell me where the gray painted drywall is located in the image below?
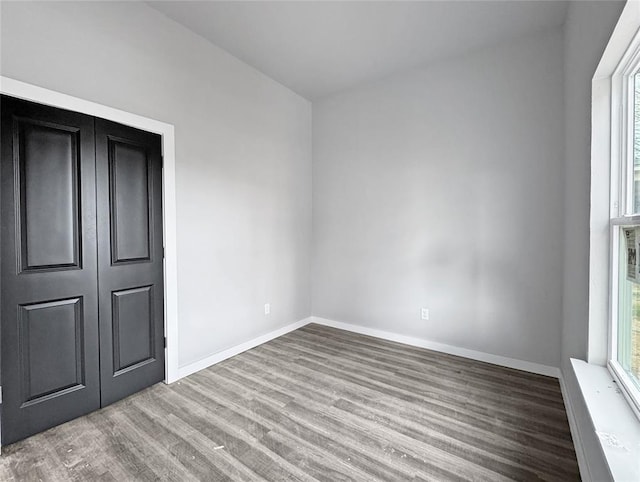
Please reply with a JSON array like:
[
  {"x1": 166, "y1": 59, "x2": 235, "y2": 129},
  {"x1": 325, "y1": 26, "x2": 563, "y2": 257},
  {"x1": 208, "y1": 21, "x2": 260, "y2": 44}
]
[
  {"x1": 562, "y1": 0, "x2": 624, "y2": 365},
  {"x1": 562, "y1": 1, "x2": 624, "y2": 480},
  {"x1": 0, "y1": 2, "x2": 631, "y2": 477},
  {"x1": 0, "y1": 1, "x2": 312, "y2": 368},
  {"x1": 312, "y1": 29, "x2": 565, "y2": 367}
]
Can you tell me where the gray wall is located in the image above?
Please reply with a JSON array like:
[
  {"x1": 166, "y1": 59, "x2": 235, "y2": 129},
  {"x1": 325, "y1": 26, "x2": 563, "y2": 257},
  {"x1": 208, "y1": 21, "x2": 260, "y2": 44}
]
[
  {"x1": 562, "y1": 0, "x2": 624, "y2": 365},
  {"x1": 0, "y1": 3, "x2": 631, "y2": 475},
  {"x1": 0, "y1": 1, "x2": 313, "y2": 369},
  {"x1": 312, "y1": 29, "x2": 565, "y2": 367},
  {"x1": 562, "y1": 2, "x2": 625, "y2": 480}
]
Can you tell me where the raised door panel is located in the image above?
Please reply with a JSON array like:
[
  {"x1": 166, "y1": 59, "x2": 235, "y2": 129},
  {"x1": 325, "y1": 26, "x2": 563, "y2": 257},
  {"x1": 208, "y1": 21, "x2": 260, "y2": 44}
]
[
  {"x1": 109, "y1": 139, "x2": 151, "y2": 264},
  {"x1": 19, "y1": 298, "x2": 85, "y2": 404},
  {"x1": 17, "y1": 120, "x2": 81, "y2": 271},
  {"x1": 112, "y1": 286, "x2": 154, "y2": 373}
]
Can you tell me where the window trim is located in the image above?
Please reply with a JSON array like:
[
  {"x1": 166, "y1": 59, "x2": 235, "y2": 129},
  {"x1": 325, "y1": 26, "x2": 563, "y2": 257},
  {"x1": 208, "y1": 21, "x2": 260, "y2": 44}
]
[
  {"x1": 606, "y1": 29, "x2": 640, "y2": 422},
  {"x1": 581, "y1": 4, "x2": 640, "y2": 478}
]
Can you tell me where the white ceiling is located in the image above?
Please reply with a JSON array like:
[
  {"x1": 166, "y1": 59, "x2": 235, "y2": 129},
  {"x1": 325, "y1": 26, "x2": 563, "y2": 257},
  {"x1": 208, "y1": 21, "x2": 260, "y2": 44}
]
[{"x1": 149, "y1": 1, "x2": 568, "y2": 100}]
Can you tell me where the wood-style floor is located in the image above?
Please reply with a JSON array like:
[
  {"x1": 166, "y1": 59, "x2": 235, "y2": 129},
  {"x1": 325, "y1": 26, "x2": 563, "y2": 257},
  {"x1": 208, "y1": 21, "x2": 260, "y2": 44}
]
[{"x1": 0, "y1": 324, "x2": 579, "y2": 481}]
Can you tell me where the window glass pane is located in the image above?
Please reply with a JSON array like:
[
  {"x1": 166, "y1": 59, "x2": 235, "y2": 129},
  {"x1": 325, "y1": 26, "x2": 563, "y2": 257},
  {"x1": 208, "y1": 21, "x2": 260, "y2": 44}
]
[
  {"x1": 618, "y1": 229, "x2": 640, "y2": 390},
  {"x1": 633, "y1": 73, "x2": 640, "y2": 213}
]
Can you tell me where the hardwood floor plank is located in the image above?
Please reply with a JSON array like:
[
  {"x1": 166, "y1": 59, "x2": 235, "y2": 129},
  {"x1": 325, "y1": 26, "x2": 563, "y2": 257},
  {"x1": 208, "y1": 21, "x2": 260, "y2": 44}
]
[
  {"x1": 280, "y1": 329, "x2": 565, "y2": 407},
  {"x1": 332, "y1": 398, "x2": 576, "y2": 480},
  {"x1": 287, "y1": 327, "x2": 564, "y2": 405},
  {"x1": 251, "y1": 396, "x2": 417, "y2": 481},
  {"x1": 292, "y1": 354, "x2": 571, "y2": 443},
  {"x1": 105, "y1": 407, "x2": 199, "y2": 481},
  {"x1": 0, "y1": 325, "x2": 579, "y2": 481},
  {"x1": 266, "y1": 335, "x2": 568, "y2": 424},
  {"x1": 241, "y1": 347, "x2": 575, "y2": 452},
  {"x1": 89, "y1": 411, "x2": 164, "y2": 481},
  {"x1": 269, "y1": 398, "x2": 517, "y2": 482},
  {"x1": 240, "y1": 346, "x2": 577, "y2": 468},
  {"x1": 176, "y1": 378, "x2": 318, "y2": 481},
  {"x1": 42, "y1": 415, "x2": 137, "y2": 481},
  {"x1": 300, "y1": 325, "x2": 560, "y2": 393}
]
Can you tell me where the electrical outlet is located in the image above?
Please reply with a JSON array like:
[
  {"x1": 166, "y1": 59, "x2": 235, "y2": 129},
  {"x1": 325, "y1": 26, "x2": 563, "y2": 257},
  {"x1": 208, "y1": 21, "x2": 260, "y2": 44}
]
[
  {"x1": 264, "y1": 303, "x2": 271, "y2": 315},
  {"x1": 421, "y1": 308, "x2": 429, "y2": 320}
]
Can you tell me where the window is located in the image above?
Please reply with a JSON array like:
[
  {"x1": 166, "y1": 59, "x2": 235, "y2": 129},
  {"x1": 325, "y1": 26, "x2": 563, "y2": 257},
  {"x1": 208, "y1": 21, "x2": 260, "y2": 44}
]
[{"x1": 609, "y1": 50, "x2": 640, "y2": 419}]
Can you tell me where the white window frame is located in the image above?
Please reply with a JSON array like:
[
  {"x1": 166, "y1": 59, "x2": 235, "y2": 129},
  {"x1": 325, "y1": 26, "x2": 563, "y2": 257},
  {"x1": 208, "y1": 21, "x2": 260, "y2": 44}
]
[{"x1": 607, "y1": 28, "x2": 640, "y2": 422}]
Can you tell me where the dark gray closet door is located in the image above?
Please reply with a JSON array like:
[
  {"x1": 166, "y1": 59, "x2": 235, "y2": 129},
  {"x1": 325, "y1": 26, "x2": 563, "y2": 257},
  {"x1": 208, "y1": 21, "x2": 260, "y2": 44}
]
[
  {"x1": 0, "y1": 95, "x2": 100, "y2": 445},
  {"x1": 95, "y1": 119, "x2": 165, "y2": 407}
]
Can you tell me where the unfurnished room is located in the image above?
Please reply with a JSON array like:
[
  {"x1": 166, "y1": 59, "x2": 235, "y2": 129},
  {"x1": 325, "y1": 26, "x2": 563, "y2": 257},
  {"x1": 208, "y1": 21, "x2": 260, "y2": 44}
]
[{"x1": 0, "y1": 1, "x2": 639, "y2": 481}]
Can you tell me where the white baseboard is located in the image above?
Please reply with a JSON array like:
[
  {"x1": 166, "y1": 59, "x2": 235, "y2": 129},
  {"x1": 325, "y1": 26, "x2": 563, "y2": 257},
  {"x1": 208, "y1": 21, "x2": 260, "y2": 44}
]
[
  {"x1": 310, "y1": 316, "x2": 561, "y2": 378},
  {"x1": 176, "y1": 317, "x2": 312, "y2": 380},
  {"x1": 558, "y1": 372, "x2": 591, "y2": 482},
  {"x1": 175, "y1": 315, "x2": 561, "y2": 383}
]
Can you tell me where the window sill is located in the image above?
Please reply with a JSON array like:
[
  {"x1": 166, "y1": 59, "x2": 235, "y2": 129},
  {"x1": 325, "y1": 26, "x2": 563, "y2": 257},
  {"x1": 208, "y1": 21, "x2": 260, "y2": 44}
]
[{"x1": 571, "y1": 358, "x2": 640, "y2": 481}]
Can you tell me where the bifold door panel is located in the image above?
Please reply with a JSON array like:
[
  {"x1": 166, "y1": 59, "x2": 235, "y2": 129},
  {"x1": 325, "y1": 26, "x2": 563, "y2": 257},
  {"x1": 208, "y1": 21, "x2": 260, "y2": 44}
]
[
  {"x1": 96, "y1": 118, "x2": 165, "y2": 408},
  {"x1": 0, "y1": 95, "x2": 164, "y2": 445},
  {"x1": 1, "y1": 97, "x2": 101, "y2": 444}
]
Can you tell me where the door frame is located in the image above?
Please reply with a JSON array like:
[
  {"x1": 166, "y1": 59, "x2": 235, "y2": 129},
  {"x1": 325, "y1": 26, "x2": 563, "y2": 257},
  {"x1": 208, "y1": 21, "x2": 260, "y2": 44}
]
[{"x1": 0, "y1": 77, "x2": 180, "y2": 393}]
